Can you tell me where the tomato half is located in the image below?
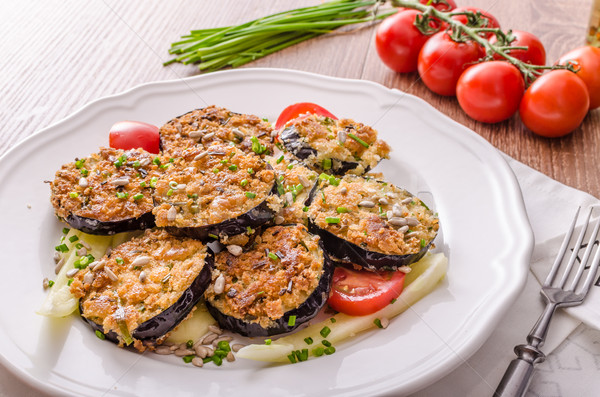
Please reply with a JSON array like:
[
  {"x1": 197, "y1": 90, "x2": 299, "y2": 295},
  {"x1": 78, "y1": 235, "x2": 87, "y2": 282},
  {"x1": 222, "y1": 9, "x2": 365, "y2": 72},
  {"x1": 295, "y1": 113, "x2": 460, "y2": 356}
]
[
  {"x1": 519, "y1": 70, "x2": 589, "y2": 138},
  {"x1": 451, "y1": 7, "x2": 500, "y2": 38},
  {"x1": 490, "y1": 30, "x2": 546, "y2": 66},
  {"x1": 557, "y1": 46, "x2": 600, "y2": 110},
  {"x1": 275, "y1": 102, "x2": 337, "y2": 129},
  {"x1": 109, "y1": 121, "x2": 160, "y2": 154},
  {"x1": 328, "y1": 266, "x2": 405, "y2": 316},
  {"x1": 456, "y1": 61, "x2": 525, "y2": 123},
  {"x1": 375, "y1": 10, "x2": 433, "y2": 73},
  {"x1": 417, "y1": 31, "x2": 485, "y2": 96}
]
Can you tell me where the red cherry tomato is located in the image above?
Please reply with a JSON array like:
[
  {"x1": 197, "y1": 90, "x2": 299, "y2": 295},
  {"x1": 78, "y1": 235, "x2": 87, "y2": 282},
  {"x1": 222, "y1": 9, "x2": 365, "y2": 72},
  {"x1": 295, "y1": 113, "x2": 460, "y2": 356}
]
[
  {"x1": 275, "y1": 102, "x2": 337, "y2": 129},
  {"x1": 490, "y1": 30, "x2": 546, "y2": 66},
  {"x1": 398, "y1": 0, "x2": 457, "y2": 12},
  {"x1": 417, "y1": 31, "x2": 485, "y2": 96},
  {"x1": 456, "y1": 61, "x2": 525, "y2": 123},
  {"x1": 557, "y1": 46, "x2": 600, "y2": 110},
  {"x1": 451, "y1": 7, "x2": 500, "y2": 38},
  {"x1": 328, "y1": 266, "x2": 405, "y2": 316},
  {"x1": 519, "y1": 70, "x2": 589, "y2": 138},
  {"x1": 375, "y1": 10, "x2": 433, "y2": 73},
  {"x1": 109, "y1": 121, "x2": 160, "y2": 154}
]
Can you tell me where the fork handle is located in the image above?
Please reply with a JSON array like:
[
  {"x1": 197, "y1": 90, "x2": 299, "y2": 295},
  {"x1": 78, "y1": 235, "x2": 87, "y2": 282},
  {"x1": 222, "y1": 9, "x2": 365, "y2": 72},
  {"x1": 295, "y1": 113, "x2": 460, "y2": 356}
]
[{"x1": 493, "y1": 344, "x2": 545, "y2": 397}]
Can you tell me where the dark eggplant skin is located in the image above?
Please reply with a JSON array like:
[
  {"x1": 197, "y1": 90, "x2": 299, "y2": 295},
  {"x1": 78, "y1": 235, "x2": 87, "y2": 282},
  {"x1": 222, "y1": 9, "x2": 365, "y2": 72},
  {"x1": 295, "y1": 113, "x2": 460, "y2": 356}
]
[
  {"x1": 279, "y1": 126, "x2": 369, "y2": 176},
  {"x1": 308, "y1": 219, "x2": 431, "y2": 271},
  {"x1": 63, "y1": 211, "x2": 155, "y2": 235},
  {"x1": 204, "y1": 242, "x2": 335, "y2": 337},
  {"x1": 81, "y1": 250, "x2": 214, "y2": 348},
  {"x1": 164, "y1": 182, "x2": 279, "y2": 241}
]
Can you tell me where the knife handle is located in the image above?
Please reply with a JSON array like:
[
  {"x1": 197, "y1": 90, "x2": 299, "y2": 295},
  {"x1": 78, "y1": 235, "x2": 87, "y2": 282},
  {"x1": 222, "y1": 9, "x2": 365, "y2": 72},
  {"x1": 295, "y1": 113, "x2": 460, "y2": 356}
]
[{"x1": 493, "y1": 344, "x2": 545, "y2": 397}]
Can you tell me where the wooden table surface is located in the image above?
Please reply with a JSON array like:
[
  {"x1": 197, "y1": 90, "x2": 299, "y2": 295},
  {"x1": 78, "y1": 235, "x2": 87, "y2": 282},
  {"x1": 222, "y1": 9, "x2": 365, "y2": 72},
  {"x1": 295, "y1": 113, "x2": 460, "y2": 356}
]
[
  {"x1": 2, "y1": 0, "x2": 598, "y2": 197},
  {"x1": 0, "y1": 1, "x2": 598, "y2": 396}
]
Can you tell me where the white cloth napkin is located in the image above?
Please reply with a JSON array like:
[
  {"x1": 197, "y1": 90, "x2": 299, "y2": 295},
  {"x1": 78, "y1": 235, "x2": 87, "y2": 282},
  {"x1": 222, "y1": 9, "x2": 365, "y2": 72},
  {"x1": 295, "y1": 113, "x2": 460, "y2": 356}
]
[{"x1": 414, "y1": 154, "x2": 600, "y2": 397}]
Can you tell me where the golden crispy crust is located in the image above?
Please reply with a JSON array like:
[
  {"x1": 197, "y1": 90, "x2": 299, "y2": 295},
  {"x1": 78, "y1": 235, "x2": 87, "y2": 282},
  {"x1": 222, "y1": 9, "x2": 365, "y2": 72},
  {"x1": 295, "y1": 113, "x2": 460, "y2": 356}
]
[
  {"x1": 204, "y1": 225, "x2": 323, "y2": 329},
  {"x1": 50, "y1": 147, "x2": 163, "y2": 223}
]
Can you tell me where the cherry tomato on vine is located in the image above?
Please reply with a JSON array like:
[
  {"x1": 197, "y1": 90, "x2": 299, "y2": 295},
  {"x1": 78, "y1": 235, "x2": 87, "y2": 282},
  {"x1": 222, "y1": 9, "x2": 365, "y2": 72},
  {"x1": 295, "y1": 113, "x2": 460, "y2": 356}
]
[
  {"x1": 328, "y1": 266, "x2": 405, "y2": 316},
  {"x1": 456, "y1": 61, "x2": 525, "y2": 123},
  {"x1": 451, "y1": 7, "x2": 500, "y2": 38},
  {"x1": 490, "y1": 30, "x2": 546, "y2": 66},
  {"x1": 417, "y1": 31, "x2": 485, "y2": 96},
  {"x1": 109, "y1": 121, "x2": 160, "y2": 154},
  {"x1": 375, "y1": 10, "x2": 433, "y2": 73},
  {"x1": 519, "y1": 70, "x2": 589, "y2": 138},
  {"x1": 399, "y1": 0, "x2": 457, "y2": 12},
  {"x1": 275, "y1": 102, "x2": 337, "y2": 129},
  {"x1": 557, "y1": 46, "x2": 600, "y2": 110}
]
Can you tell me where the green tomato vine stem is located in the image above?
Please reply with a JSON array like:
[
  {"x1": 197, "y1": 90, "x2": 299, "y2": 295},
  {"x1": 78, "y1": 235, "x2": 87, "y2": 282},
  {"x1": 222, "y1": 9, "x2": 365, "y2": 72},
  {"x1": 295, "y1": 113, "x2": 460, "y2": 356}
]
[{"x1": 389, "y1": 0, "x2": 571, "y2": 85}]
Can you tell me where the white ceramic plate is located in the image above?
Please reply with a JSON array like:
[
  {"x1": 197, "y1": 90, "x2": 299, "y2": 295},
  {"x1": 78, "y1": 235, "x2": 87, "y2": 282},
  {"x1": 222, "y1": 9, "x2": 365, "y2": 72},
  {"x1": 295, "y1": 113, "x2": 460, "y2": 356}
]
[{"x1": 0, "y1": 69, "x2": 533, "y2": 397}]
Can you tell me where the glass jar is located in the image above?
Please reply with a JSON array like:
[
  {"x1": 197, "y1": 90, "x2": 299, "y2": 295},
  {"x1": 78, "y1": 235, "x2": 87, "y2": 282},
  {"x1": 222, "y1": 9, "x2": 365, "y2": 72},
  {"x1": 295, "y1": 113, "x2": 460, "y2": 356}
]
[{"x1": 588, "y1": 0, "x2": 600, "y2": 46}]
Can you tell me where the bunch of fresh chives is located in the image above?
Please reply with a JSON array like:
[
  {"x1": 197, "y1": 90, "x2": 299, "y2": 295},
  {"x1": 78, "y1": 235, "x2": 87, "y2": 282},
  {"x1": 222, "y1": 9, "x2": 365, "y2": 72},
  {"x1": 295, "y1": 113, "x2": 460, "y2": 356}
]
[{"x1": 164, "y1": 0, "x2": 393, "y2": 72}]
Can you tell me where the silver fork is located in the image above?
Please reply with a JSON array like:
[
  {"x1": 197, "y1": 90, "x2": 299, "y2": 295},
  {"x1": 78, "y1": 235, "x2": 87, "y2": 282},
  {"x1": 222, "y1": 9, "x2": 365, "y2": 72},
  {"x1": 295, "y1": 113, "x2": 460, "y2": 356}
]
[{"x1": 494, "y1": 206, "x2": 600, "y2": 397}]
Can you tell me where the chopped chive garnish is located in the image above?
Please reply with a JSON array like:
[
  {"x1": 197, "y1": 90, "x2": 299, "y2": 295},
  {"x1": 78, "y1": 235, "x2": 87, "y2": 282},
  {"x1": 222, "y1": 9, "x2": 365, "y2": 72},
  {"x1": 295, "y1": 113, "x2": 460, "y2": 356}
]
[
  {"x1": 67, "y1": 279, "x2": 73, "y2": 286},
  {"x1": 75, "y1": 159, "x2": 85, "y2": 169},
  {"x1": 287, "y1": 353, "x2": 297, "y2": 364},
  {"x1": 167, "y1": 189, "x2": 174, "y2": 196},
  {"x1": 325, "y1": 217, "x2": 340, "y2": 224},
  {"x1": 265, "y1": 339, "x2": 272, "y2": 345},
  {"x1": 182, "y1": 355, "x2": 195, "y2": 363},
  {"x1": 69, "y1": 235, "x2": 79, "y2": 243},
  {"x1": 390, "y1": 298, "x2": 397, "y2": 304},
  {"x1": 212, "y1": 167, "x2": 220, "y2": 174},
  {"x1": 240, "y1": 179, "x2": 249, "y2": 187},
  {"x1": 320, "y1": 326, "x2": 331, "y2": 338},
  {"x1": 420, "y1": 239, "x2": 427, "y2": 247},
  {"x1": 187, "y1": 193, "x2": 198, "y2": 199},
  {"x1": 47, "y1": 280, "x2": 55, "y2": 288},
  {"x1": 247, "y1": 168, "x2": 255, "y2": 174},
  {"x1": 150, "y1": 177, "x2": 158, "y2": 188},
  {"x1": 276, "y1": 155, "x2": 284, "y2": 164},
  {"x1": 304, "y1": 337, "x2": 313, "y2": 345},
  {"x1": 330, "y1": 317, "x2": 336, "y2": 323},
  {"x1": 336, "y1": 207, "x2": 349, "y2": 213},
  {"x1": 75, "y1": 243, "x2": 83, "y2": 249},
  {"x1": 132, "y1": 160, "x2": 141, "y2": 168},
  {"x1": 245, "y1": 192, "x2": 256, "y2": 199},
  {"x1": 322, "y1": 158, "x2": 332, "y2": 170},
  {"x1": 298, "y1": 349, "x2": 309, "y2": 361},
  {"x1": 228, "y1": 164, "x2": 238, "y2": 171},
  {"x1": 217, "y1": 340, "x2": 231, "y2": 352},
  {"x1": 324, "y1": 346, "x2": 336, "y2": 355},
  {"x1": 373, "y1": 318, "x2": 383, "y2": 329},
  {"x1": 153, "y1": 157, "x2": 161, "y2": 166},
  {"x1": 287, "y1": 164, "x2": 293, "y2": 170},
  {"x1": 80, "y1": 168, "x2": 89, "y2": 176},
  {"x1": 220, "y1": 159, "x2": 229, "y2": 164},
  {"x1": 251, "y1": 136, "x2": 266, "y2": 154},
  {"x1": 116, "y1": 192, "x2": 129, "y2": 199},
  {"x1": 303, "y1": 206, "x2": 309, "y2": 212},
  {"x1": 69, "y1": 192, "x2": 79, "y2": 198},
  {"x1": 208, "y1": 233, "x2": 218, "y2": 239},
  {"x1": 115, "y1": 257, "x2": 124, "y2": 265},
  {"x1": 268, "y1": 252, "x2": 279, "y2": 261},
  {"x1": 348, "y1": 133, "x2": 370, "y2": 148},
  {"x1": 55, "y1": 244, "x2": 69, "y2": 253},
  {"x1": 133, "y1": 193, "x2": 144, "y2": 200},
  {"x1": 313, "y1": 347, "x2": 324, "y2": 357},
  {"x1": 139, "y1": 181, "x2": 147, "y2": 187},
  {"x1": 95, "y1": 330, "x2": 105, "y2": 340},
  {"x1": 288, "y1": 315, "x2": 297, "y2": 327},
  {"x1": 62, "y1": 227, "x2": 70, "y2": 234},
  {"x1": 322, "y1": 339, "x2": 331, "y2": 347}
]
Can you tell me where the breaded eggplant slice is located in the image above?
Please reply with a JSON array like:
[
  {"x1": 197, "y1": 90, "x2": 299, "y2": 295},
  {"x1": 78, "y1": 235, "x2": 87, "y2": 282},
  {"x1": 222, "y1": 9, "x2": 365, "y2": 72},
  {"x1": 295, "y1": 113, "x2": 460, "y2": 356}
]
[
  {"x1": 267, "y1": 153, "x2": 318, "y2": 225},
  {"x1": 50, "y1": 147, "x2": 163, "y2": 235},
  {"x1": 159, "y1": 105, "x2": 274, "y2": 157},
  {"x1": 279, "y1": 114, "x2": 390, "y2": 176},
  {"x1": 152, "y1": 143, "x2": 281, "y2": 240},
  {"x1": 306, "y1": 175, "x2": 439, "y2": 271},
  {"x1": 70, "y1": 229, "x2": 213, "y2": 351},
  {"x1": 204, "y1": 224, "x2": 334, "y2": 337}
]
